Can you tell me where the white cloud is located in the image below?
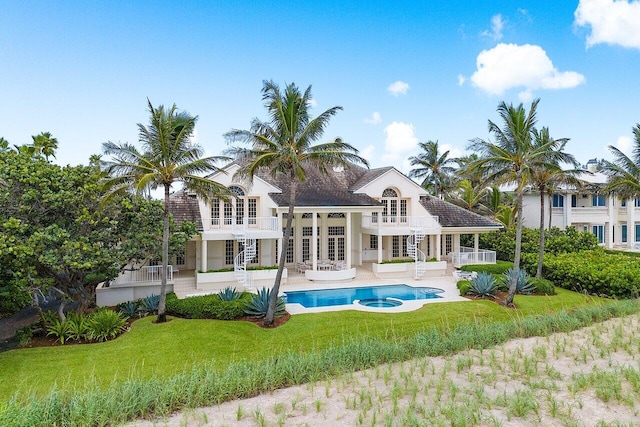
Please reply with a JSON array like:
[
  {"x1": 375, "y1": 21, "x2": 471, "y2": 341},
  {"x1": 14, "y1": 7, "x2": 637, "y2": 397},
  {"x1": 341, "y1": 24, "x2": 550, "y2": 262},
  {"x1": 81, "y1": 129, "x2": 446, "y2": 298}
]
[
  {"x1": 363, "y1": 112, "x2": 382, "y2": 125},
  {"x1": 382, "y1": 122, "x2": 418, "y2": 163},
  {"x1": 481, "y1": 14, "x2": 505, "y2": 40},
  {"x1": 457, "y1": 74, "x2": 466, "y2": 86},
  {"x1": 360, "y1": 144, "x2": 375, "y2": 161},
  {"x1": 439, "y1": 143, "x2": 463, "y2": 159},
  {"x1": 469, "y1": 43, "x2": 586, "y2": 96},
  {"x1": 615, "y1": 135, "x2": 633, "y2": 156},
  {"x1": 575, "y1": 0, "x2": 640, "y2": 50},
  {"x1": 387, "y1": 81, "x2": 410, "y2": 97},
  {"x1": 308, "y1": 98, "x2": 318, "y2": 107}
]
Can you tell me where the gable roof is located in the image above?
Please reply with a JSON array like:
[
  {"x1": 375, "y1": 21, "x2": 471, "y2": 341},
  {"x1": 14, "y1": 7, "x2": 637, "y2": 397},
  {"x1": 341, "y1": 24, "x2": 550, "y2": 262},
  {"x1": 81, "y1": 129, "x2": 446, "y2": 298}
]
[
  {"x1": 168, "y1": 190, "x2": 203, "y2": 231},
  {"x1": 419, "y1": 195, "x2": 502, "y2": 228},
  {"x1": 349, "y1": 166, "x2": 394, "y2": 191}
]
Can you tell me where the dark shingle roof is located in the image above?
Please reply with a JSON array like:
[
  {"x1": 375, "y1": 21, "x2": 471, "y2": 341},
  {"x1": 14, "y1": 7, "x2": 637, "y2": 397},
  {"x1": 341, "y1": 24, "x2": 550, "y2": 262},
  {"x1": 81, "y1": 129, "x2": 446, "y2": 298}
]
[
  {"x1": 349, "y1": 167, "x2": 394, "y2": 191},
  {"x1": 419, "y1": 196, "x2": 502, "y2": 228},
  {"x1": 257, "y1": 163, "x2": 382, "y2": 207},
  {"x1": 168, "y1": 191, "x2": 203, "y2": 231}
]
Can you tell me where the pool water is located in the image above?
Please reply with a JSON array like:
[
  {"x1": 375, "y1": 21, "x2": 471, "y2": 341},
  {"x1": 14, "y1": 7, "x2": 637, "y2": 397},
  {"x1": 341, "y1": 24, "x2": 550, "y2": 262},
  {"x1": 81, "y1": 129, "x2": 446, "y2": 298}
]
[{"x1": 283, "y1": 284, "x2": 443, "y2": 308}]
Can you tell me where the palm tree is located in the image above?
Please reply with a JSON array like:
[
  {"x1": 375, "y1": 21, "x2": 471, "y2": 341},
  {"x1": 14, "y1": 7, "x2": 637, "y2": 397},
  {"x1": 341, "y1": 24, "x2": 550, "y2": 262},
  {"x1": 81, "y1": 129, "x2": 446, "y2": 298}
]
[
  {"x1": 468, "y1": 99, "x2": 555, "y2": 306},
  {"x1": 31, "y1": 132, "x2": 58, "y2": 161},
  {"x1": 601, "y1": 124, "x2": 640, "y2": 196},
  {"x1": 225, "y1": 81, "x2": 369, "y2": 326},
  {"x1": 408, "y1": 141, "x2": 457, "y2": 198},
  {"x1": 102, "y1": 100, "x2": 231, "y2": 322},
  {"x1": 450, "y1": 179, "x2": 488, "y2": 213},
  {"x1": 529, "y1": 127, "x2": 580, "y2": 278}
]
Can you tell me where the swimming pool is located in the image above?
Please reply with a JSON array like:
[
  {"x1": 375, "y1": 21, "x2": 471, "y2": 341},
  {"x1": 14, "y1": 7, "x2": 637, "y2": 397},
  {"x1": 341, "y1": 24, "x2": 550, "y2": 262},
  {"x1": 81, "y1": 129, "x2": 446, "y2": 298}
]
[{"x1": 283, "y1": 284, "x2": 443, "y2": 309}]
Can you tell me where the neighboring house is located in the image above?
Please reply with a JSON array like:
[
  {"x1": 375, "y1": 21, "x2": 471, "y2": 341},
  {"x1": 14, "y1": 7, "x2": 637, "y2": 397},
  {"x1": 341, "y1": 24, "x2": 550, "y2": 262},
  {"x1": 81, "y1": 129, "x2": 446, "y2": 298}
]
[
  {"x1": 97, "y1": 161, "x2": 501, "y2": 305},
  {"x1": 520, "y1": 160, "x2": 637, "y2": 248}
]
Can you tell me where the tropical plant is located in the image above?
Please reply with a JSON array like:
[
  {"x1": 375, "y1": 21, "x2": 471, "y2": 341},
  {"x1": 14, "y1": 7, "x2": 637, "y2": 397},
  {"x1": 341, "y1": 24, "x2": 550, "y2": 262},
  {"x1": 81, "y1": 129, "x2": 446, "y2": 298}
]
[
  {"x1": 140, "y1": 294, "x2": 160, "y2": 314},
  {"x1": 30, "y1": 132, "x2": 58, "y2": 161},
  {"x1": 66, "y1": 312, "x2": 90, "y2": 342},
  {"x1": 468, "y1": 273, "x2": 498, "y2": 298},
  {"x1": 102, "y1": 100, "x2": 231, "y2": 322},
  {"x1": 450, "y1": 179, "x2": 488, "y2": 213},
  {"x1": 118, "y1": 300, "x2": 140, "y2": 318},
  {"x1": 87, "y1": 309, "x2": 127, "y2": 342},
  {"x1": 218, "y1": 286, "x2": 242, "y2": 301},
  {"x1": 46, "y1": 319, "x2": 72, "y2": 344},
  {"x1": 225, "y1": 81, "x2": 368, "y2": 325},
  {"x1": 502, "y1": 268, "x2": 535, "y2": 295},
  {"x1": 468, "y1": 99, "x2": 553, "y2": 306},
  {"x1": 602, "y1": 124, "x2": 640, "y2": 201},
  {"x1": 408, "y1": 140, "x2": 457, "y2": 198},
  {"x1": 244, "y1": 287, "x2": 286, "y2": 319},
  {"x1": 495, "y1": 205, "x2": 517, "y2": 228},
  {"x1": 529, "y1": 126, "x2": 580, "y2": 278}
]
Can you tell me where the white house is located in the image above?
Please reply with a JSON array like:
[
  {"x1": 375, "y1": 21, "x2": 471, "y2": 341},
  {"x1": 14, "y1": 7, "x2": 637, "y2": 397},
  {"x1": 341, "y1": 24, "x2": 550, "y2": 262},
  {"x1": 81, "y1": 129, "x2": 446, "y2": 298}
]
[
  {"x1": 520, "y1": 160, "x2": 639, "y2": 248},
  {"x1": 97, "y1": 161, "x2": 502, "y2": 305}
]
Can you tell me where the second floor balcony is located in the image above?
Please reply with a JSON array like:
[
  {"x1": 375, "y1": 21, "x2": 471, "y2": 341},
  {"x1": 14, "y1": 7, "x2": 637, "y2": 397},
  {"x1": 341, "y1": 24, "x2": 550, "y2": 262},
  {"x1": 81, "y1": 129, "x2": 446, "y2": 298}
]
[
  {"x1": 362, "y1": 215, "x2": 440, "y2": 234},
  {"x1": 201, "y1": 216, "x2": 279, "y2": 234}
]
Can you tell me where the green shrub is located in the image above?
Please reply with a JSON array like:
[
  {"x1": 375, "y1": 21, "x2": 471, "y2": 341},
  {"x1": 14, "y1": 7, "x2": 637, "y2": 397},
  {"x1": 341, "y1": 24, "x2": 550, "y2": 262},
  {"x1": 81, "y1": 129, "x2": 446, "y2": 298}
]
[
  {"x1": 544, "y1": 249, "x2": 640, "y2": 298},
  {"x1": 532, "y1": 278, "x2": 555, "y2": 295},
  {"x1": 117, "y1": 300, "x2": 139, "y2": 318},
  {"x1": 468, "y1": 273, "x2": 498, "y2": 298},
  {"x1": 245, "y1": 287, "x2": 286, "y2": 318},
  {"x1": 87, "y1": 309, "x2": 127, "y2": 342},
  {"x1": 461, "y1": 260, "x2": 513, "y2": 275},
  {"x1": 456, "y1": 280, "x2": 471, "y2": 296},
  {"x1": 502, "y1": 268, "x2": 535, "y2": 295},
  {"x1": 380, "y1": 258, "x2": 415, "y2": 264},
  {"x1": 15, "y1": 326, "x2": 33, "y2": 346},
  {"x1": 165, "y1": 292, "x2": 250, "y2": 320}
]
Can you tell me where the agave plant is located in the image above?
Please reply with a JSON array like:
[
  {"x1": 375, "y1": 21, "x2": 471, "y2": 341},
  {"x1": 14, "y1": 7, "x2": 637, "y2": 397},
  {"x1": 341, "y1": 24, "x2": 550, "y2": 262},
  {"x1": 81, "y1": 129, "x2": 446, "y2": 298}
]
[
  {"x1": 469, "y1": 272, "x2": 498, "y2": 298},
  {"x1": 140, "y1": 294, "x2": 160, "y2": 314},
  {"x1": 503, "y1": 268, "x2": 536, "y2": 295},
  {"x1": 244, "y1": 287, "x2": 286, "y2": 318},
  {"x1": 118, "y1": 300, "x2": 139, "y2": 318},
  {"x1": 218, "y1": 286, "x2": 242, "y2": 301}
]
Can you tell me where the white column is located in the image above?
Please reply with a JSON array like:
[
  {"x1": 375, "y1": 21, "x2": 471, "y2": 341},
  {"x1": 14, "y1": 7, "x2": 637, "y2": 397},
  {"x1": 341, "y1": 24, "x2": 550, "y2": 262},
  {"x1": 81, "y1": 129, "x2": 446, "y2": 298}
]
[
  {"x1": 607, "y1": 195, "x2": 614, "y2": 248},
  {"x1": 346, "y1": 211, "x2": 352, "y2": 269},
  {"x1": 312, "y1": 212, "x2": 318, "y2": 271},
  {"x1": 377, "y1": 230, "x2": 382, "y2": 263},
  {"x1": 474, "y1": 233, "x2": 479, "y2": 252},
  {"x1": 435, "y1": 234, "x2": 441, "y2": 261},
  {"x1": 321, "y1": 213, "x2": 328, "y2": 261},
  {"x1": 565, "y1": 193, "x2": 572, "y2": 228},
  {"x1": 201, "y1": 239, "x2": 208, "y2": 272},
  {"x1": 629, "y1": 199, "x2": 635, "y2": 248}
]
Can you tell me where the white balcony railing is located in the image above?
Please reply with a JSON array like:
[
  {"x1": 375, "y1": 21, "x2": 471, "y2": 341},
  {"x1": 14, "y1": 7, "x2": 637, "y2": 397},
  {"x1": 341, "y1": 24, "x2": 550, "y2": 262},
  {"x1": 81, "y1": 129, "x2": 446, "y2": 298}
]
[
  {"x1": 450, "y1": 247, "x2": 496, "y2": 267},
  {"x1": 362, "y1": 215, "x2": 439, "y2": 230},
  {"x1": 201, "y1": 216, "x2": 278, "y2": 232},
  {"x1": 113, "y1": 265, "x2": 174, "y2": 284}
]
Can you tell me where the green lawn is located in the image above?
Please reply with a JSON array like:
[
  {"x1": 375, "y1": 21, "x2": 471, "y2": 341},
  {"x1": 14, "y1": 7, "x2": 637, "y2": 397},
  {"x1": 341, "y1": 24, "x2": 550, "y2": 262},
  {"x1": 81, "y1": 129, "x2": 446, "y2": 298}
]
[{"x1": 0, "y1": 289, "x2": 603, "y2": 400}]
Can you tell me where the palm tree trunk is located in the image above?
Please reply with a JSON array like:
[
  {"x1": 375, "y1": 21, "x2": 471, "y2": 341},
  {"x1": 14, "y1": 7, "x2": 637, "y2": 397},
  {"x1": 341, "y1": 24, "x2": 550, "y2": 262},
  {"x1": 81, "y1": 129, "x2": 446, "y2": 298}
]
[
  {"x1": 157, "y1": 184, "x2": 170, "y2": 323},
  {"x1": 548, "y1": 193, "x2": 553, "y2": 232},
  {"x1": 504, "y1": 182, "x2": 524, "y2": 306},
  {"x1": 536, "y1": 190, "x2": 545, "y2": 278},
  {"x1": 265, "y1": 180, "x2": 296, "y2": 326}
]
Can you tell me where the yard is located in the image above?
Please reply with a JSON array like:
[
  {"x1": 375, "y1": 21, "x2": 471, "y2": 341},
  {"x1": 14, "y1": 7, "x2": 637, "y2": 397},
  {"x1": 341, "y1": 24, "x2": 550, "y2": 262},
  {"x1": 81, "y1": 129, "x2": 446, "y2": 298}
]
[{"x1": 0, "y1": 289, "x2": 605, "y2": 401}]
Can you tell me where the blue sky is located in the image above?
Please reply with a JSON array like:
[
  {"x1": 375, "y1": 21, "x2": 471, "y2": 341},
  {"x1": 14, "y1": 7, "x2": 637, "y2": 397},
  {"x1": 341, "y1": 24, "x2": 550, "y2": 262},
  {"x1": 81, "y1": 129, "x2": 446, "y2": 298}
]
[{"x1": 1, "y1": 0, "x2": 639, "y2": 172}]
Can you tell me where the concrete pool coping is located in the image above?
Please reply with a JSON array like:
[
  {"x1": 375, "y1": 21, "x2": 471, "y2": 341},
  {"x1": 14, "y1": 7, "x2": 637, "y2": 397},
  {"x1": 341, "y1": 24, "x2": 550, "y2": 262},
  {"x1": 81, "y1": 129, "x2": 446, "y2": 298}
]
[{"x1": 283, "y1": 276, "x2": 470, "y2": 314}]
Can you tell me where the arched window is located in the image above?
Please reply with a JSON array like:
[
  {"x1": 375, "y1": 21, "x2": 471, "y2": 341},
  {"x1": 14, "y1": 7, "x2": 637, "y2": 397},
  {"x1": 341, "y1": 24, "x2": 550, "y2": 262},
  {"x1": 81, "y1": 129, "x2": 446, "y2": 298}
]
[
  {"x1": 229, "y1": 185, "x2": 245, "y2": 197},
  {"x1": 380, "y1": 188, "x2": 406, "y2": 224}
]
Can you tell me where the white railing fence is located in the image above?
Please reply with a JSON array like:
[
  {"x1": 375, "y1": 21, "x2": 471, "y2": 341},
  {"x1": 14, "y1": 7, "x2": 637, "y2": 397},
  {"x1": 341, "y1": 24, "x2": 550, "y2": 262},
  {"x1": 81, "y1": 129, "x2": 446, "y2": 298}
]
[
  {"x1": 202, "y1": 216, "x2": 278, "y2": 232},
  {"x1": 451, "y1": 247, "x2": 496, "y2": 267},
  {"x1": 113, "y1": 265, "x2": 174, "y2": 284},
  {"x1": 362, "y1": 215, "x2": 439, "y2": 229}
]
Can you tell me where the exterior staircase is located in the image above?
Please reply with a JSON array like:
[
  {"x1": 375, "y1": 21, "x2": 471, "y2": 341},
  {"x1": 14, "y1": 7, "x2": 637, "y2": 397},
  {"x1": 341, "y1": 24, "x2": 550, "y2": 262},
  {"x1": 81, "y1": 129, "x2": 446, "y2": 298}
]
[
  {"x1": 406, "y1": 228, "x2": 427, "y2": 279},
  {"x1": 233, "y1": 230, "x2": 256, "y2": 289}
]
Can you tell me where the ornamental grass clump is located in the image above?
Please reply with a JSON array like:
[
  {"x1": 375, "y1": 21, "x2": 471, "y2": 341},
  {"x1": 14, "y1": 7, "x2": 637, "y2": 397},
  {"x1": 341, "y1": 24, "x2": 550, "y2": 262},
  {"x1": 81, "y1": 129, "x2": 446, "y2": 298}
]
[{"x1": 469, "y1": 273, "x2": 498, "y2": 298}]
